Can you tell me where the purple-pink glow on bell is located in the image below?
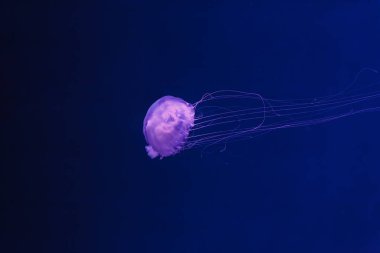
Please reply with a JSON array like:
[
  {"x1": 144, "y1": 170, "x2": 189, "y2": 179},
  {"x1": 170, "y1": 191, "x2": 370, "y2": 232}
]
[{"x1": 143, "y1": 96, "x2": 195, "y2": 159}]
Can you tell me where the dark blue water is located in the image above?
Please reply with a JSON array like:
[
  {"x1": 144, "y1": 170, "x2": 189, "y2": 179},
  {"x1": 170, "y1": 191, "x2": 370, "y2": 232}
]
[{"x1": 2, "y1": 1, "x2": 380, "y2": 252}]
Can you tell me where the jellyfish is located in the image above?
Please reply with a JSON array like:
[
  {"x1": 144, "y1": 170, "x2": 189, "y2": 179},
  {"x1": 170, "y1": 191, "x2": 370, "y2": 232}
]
[{"x1": 143, "y1": 71, "x2": 380, "y2": 159}]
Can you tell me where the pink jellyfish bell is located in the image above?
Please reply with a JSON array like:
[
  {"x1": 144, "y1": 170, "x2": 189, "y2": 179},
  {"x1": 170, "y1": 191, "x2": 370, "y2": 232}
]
[{"x1": 143, "y1": 95, "x2": 195, "y2": 159}]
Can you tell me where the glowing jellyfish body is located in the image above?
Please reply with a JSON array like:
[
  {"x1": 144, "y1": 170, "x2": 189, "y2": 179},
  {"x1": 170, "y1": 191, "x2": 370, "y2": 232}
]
[
  {"x1": 143, "y1": 96, "x2": 195, "y2": 159},
  {"x1": 143, "y1": 72, "x2": 380, "y2": 159}
]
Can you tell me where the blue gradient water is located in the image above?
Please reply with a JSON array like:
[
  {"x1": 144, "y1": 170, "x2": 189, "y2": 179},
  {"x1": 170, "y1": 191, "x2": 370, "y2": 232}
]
[{"x1": 2, "y1": 1, "x2": 380, "y2": 252}]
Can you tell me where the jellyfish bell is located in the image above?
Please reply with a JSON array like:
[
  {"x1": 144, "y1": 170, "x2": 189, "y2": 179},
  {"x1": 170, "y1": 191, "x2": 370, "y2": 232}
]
[{"x1": 143, "y1": 95, "x2": 195, "y2": 159}]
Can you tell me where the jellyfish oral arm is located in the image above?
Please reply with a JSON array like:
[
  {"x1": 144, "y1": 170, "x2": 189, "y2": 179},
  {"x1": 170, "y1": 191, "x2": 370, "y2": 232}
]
[{"x1": 185, "y1": 89, "x2": 380, "y2": 149}]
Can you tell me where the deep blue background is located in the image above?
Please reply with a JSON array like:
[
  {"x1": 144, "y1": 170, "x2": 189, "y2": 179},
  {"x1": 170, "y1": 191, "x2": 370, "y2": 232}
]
[{"x1": 2, "y1": 0, "x2": 380, "y2": 252}]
